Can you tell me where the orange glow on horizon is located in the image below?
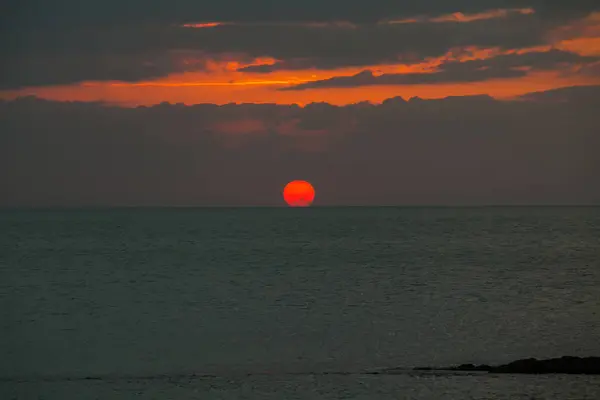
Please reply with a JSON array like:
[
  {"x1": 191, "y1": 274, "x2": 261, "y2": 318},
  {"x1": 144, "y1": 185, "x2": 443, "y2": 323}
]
[
  {"x1": 283, "y1": 181, "x2": 315, "y2": 207},
  {"x1": 3, "y1": 68, "x2": 597, "y2": 107}
]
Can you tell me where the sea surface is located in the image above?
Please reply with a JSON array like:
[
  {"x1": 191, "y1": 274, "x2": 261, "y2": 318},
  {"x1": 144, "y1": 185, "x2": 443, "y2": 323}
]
[{"x1": 1, "y1": 207, "x2": 599, "y2": 399}]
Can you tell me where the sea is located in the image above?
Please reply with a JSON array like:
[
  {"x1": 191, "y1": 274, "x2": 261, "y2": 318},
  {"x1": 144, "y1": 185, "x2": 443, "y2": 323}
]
[{"x1": 1, "y1": 207, "x2": 599, "y2": 399}]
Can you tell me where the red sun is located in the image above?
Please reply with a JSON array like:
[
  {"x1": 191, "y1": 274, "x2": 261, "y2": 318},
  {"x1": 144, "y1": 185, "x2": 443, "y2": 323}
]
[{"x1": 283, "y1": 180, "x2": 315, "y2": 207}]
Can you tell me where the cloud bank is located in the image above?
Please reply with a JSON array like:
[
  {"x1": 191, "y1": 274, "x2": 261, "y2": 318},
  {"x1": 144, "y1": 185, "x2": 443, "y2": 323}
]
[{"x1": 1, "y1": 86, "x2": 599, "y2": 206}]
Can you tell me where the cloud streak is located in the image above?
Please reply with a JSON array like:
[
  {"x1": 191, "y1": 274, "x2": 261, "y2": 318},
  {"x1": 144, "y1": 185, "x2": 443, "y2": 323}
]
[{"x1": 280, "y1": 49, "x2": 600, "y2": 90}]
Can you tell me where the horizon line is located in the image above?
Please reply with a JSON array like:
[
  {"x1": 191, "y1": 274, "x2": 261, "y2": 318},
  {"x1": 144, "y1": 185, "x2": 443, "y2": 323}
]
[{"x1": 1, "y1": 204, "x2": 599, "y2": 211}]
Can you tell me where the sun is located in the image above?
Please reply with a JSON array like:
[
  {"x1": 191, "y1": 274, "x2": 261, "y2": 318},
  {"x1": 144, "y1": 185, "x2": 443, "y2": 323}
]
[{"x1": 283, "y1": 180, "x2": 315, "y2": 207}]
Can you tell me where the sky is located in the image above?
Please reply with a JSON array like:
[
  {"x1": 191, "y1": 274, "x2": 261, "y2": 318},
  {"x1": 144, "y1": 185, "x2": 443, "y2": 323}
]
[{"x1": 1, "y1": 0, "x2": 600, "y2": 206}]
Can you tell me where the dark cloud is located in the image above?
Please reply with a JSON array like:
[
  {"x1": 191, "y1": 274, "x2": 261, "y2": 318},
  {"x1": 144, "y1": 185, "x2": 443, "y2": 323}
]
[
  {"x1": 580, "y1": 61, "x2": 600, "y2": 78},
  {"x1": 1, "y1": 86, "x2": 599, "y2": 206},
  {"x1": 0, "y1": 51, "x2": 212, "y2": 89},
  {"x1": 280, "y1": 50, "x2": 600, "y2": 90},
  {"x1": 0, "y1": 11, "x2": 550, "y2": 89},
  {"x1": 4, "y1": 0, "x2": 600, "y2": 89},
  {"x1": 281, "y1": 69, "x2": 526, "y2": 91},
  {"x1": 518, "y1": 83, "x2": 600, "y2": 102},
  {"x1": 3, "y1": 1, "x2": 598, "y2": 29},
  {"x1": 532, "y1": 0, "x2": 600, "y2": 21}
]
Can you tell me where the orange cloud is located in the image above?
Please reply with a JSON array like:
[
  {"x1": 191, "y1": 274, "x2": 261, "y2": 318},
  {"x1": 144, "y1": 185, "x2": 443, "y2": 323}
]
[
  {"x1": 551, "y1": 12, "x2": 600, "y2": 56},
  {"x1": 182, "y1": 22, "x2": 224, "y2": 28},
  {"x1": 430, "y1": 8, "x2": 535, "y2": 23},
  {"x1": 557, "y1": 38, "x2": 600, "y2": 56},
  {"x1": 549, "y1": 12, "x2": 600, "y2": 40},
  {"x1": 384, "y1": 8, "x2": 534, "y2": 25}
]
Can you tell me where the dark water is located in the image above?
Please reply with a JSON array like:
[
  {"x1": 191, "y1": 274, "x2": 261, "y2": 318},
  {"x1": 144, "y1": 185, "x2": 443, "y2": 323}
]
[{"x1": 1, "y1": 207, "x2": 599, "y2": 399}]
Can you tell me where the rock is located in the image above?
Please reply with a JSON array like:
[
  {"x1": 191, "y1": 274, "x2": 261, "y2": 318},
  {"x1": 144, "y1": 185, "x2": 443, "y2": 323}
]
[
  {"x1": 490, "y1": 356, "x2": 600, "y2": 374},
  {"x1": 451, "y1": 363, "x2": 492, "y2": 372},
  {"x1": 409, "y1": 356, "x2": 600, "y2": 375}
]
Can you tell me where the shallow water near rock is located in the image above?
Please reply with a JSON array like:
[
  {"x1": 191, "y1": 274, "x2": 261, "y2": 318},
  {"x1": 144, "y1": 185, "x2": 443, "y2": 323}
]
[{"x1": 1, "y1": 207, "x2": 599, "y2": 398}]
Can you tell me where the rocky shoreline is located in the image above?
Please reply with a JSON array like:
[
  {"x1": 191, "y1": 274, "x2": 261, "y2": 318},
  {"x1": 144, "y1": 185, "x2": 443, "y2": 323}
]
[{"x1": 396, "y1": 356, "x2": 600, "y2": 375}]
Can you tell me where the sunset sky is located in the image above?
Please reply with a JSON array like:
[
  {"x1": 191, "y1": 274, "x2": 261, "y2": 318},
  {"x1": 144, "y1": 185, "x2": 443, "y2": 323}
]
[{"x1": 1, "y1": 1, "x2": 599, "y2": 206}]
